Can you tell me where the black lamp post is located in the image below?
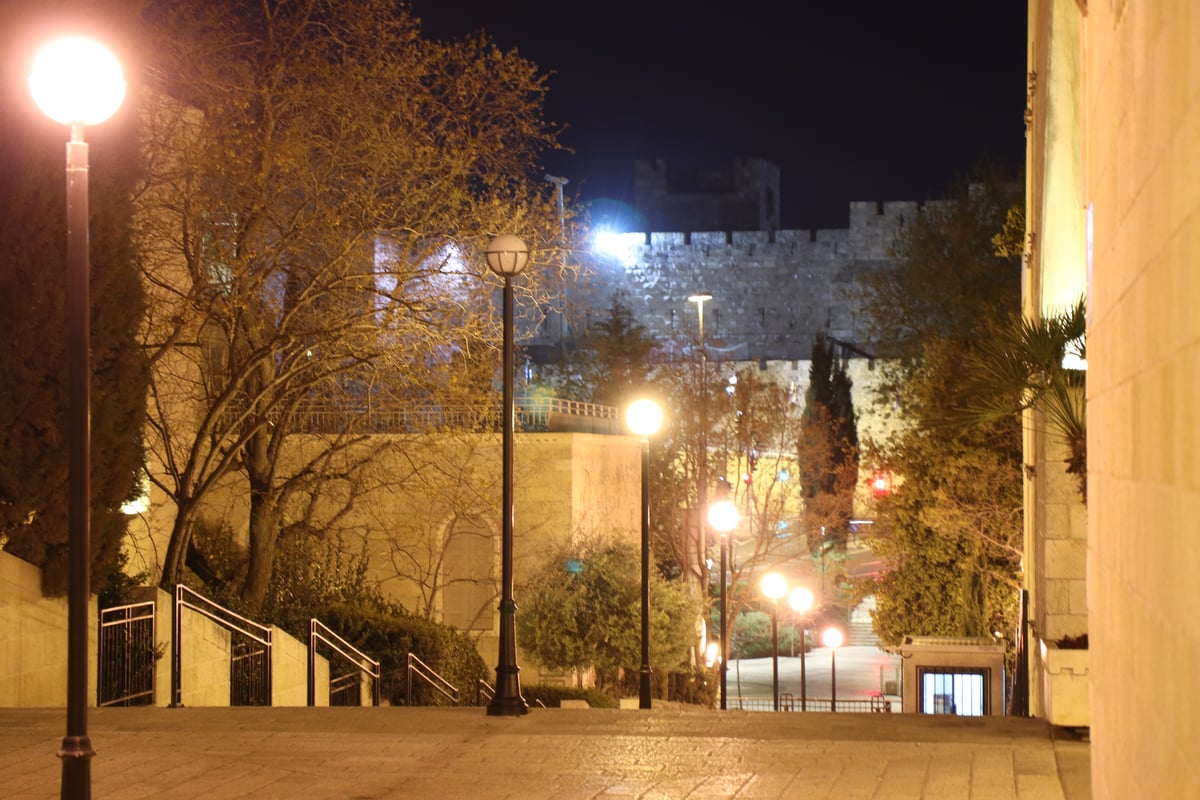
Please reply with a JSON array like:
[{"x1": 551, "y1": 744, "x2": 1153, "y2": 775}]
[
  {"x1": 707, "y1": 498, "x2": 738, "y2": 710},
  {"x1": 787, "y1": 586, "x2": 814, "y2": 711},
  {"x1": 29, "y1": 36, "x2": 126, "y2": 800},
  {"x1": 485, "y1": 234, "x2": 530, "y2": 717},
  {"x1": 823, "y1": 627, "x2": 844, "y2": 712},
  {"x1": 627, "y1": 399, "x2": 663, "y2": 709},
  {"x1": 761, "y1": 572, "x2": 787, "y2": 712},
  {"x1": 687, "y1": 293, "x2": 715, "y2": 703}
]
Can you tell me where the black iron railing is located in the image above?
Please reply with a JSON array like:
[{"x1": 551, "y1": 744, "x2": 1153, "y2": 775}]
[
  {"x1": 729, "y1": 695, "x2": 897, "y2": 713},
  {"x1": 98, "y1": 600, "x2": 157, "y2": 707}
]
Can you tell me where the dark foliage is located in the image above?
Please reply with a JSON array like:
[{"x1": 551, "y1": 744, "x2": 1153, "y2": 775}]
[{"x1": 0, "y1": 7, "x2": 149, "y2": 595}]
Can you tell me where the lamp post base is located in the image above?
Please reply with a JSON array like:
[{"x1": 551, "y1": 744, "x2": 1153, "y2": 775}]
[
  {"x1": 486, "y1": 663, "x2": 528, "y2": 716},
  {"x1": 487, "y1": 601, "x2": 527, "y2": 717},
  {"x1": 59, "y1": 735, "x2": 94, "y2": 800},
  {"x1": 486, "y1": 692, "x2": 529, "y2": 716}
]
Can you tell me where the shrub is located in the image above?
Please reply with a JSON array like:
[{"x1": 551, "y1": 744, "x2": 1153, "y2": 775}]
[{"x1": 521, "y1": 683, "x2": 618, "y2": 709}]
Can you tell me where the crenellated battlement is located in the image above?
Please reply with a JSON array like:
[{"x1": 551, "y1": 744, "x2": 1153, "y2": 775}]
[{"x1": 573, "y1": 197, "x2": 942, "y2": 362}]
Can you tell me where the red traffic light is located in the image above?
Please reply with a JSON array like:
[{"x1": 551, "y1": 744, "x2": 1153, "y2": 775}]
[{"x1": 870, "y1": 470, "x2": 892, "y2": 498}]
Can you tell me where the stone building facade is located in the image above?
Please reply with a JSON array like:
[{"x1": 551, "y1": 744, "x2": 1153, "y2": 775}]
[{"x1": 1030, "y1": 1, "x2": 1200, "y2": 797}]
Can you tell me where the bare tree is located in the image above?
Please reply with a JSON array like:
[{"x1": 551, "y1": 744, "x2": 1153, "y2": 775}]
[{"x1": 133, "y1": 0, "x2": 566, "y2": 610}]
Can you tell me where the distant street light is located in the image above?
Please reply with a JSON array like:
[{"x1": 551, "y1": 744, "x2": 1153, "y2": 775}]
[
  {"x1": 788, "y1": 586, "x2": 815, "y2": 711},
  {"x1": 627, "y1": 398, "x2": 664, "y2": 710},
  {"x1": 687, "y1": 292, "x2": 714, "y2": 703},
  {"x1": 708, "y1": 498, "x2": 738, "y2": 709},
  {"x1": 823, "y1": 627, "x2": 845, "y2": 712},
  {"x1": 485, "y1": 234, "x2": 530, "y2": 717},
  {"x1": 761, "y1": 572, "x2": 788, "y2": 711},
  {"x1": 29, "y1": 35, "x2": 126, "y2": 800}
]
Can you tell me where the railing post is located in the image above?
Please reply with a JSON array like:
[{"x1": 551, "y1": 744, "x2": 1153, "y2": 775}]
[
  {"x1": 265, "y1": 627, "x2": 273, "y2": 706},
  {"x1": 307, "y1": 619, "x2": 316, "y2": 707},
  {"x1": 170, "y1": 584, "x2": 182, "y2": 707}
]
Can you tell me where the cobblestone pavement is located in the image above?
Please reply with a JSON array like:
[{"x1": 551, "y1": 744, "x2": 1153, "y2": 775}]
[{"x1": 0, "y1": 706, "x2": 1090, "y2": 799}]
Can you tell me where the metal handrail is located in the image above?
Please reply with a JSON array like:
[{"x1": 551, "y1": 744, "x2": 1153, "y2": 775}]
[
  {"x1": 231, "y1": 395, "x2": 620, "y2": 435},
  {"x1": 728, "y1": 696, "x2": 893, "y2": 713},
  {"x1": 309, "y1": 618, "x2": 381, "y2": 706},
  {"x1": 405, "y1": 652, "x2": 459, "y2": 706},
  {"x1": 477, "y1": 679, "x2": 495, "y2": 705},
  {"x1": 171, "y1": 584, "x2": 273, "y2": 707}
]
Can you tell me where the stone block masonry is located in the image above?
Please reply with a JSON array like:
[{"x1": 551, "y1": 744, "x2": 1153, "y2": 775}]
[{"x1": 585, "y1": 199, "x2": 939, "y2": 362}]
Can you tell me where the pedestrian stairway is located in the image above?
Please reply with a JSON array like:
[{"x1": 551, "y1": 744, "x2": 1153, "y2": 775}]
[
  {"x1": 846, "y1": 596, "x2": 880, "y2": 647},
  {"x1": 846, "y1": 616, "x2": 879, "y2": 647}
]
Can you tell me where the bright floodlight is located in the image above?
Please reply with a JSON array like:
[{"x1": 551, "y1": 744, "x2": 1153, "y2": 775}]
[
  {"x1": 788, "y1": 586, "x2": 814, "y2": 614},
  {"x1": 822, "y1": 627, "x2": 844, "y2": 649},
  {"x1": 29, "y1": 37, "x2": 126, "y2": 126},
  {"x1": 707, "y1": 499, "x2": 739, "y2": 533},
  {"x1": 626, "y1": 399, "x2": 663, "y2": 438},
  {"x1": 761, "y1": 572, "x2": 787, "y2": 601},
  {"x1": 485, "y1": 234, "x2": 529, "y2": 277}
]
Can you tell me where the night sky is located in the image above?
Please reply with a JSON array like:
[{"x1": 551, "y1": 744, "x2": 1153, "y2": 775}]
[{"x1": 410, "y1": 2, "x2": 1028, "y2": 232}]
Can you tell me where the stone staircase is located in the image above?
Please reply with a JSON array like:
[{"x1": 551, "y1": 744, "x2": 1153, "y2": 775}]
[{"x1": 846, "y1": 597, "x2": 880, "y2": 647}]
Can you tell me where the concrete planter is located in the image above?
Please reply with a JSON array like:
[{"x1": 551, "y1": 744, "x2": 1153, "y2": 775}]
[{"x1": 1040, "y1": 638, "x2": 1089, "y2": 727}]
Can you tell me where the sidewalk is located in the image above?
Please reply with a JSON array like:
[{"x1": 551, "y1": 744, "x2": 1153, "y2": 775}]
[{"x1": 0, "y1": 706, "x2": 1089, "y2": 799}]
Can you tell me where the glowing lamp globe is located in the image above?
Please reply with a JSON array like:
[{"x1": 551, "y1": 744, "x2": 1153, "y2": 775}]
[
  {"x1": 822, "y1": 627, "x2": 844, "y2": 649},
  {"x1": 29, "y1": 37, "x2": 126, "y2": 126},
  {"x1": 485, "y1": 234, "x2": 530, "y2": 277},
  {"x1": 761, "y1": 572, "x2": 787, "y2": 602},
  {"x1": 788, "y1": 586, "x2": 814, "y2": 614},
  {"x1": 627, "y1": 399, "x2": 663, "y2": 438},
  {"x1": 707, "y1": 499, "x2": 739, "y2": 533}
]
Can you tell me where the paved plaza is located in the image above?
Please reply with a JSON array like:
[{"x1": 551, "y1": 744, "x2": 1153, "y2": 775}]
[{"x1": 0, "y1": 704, "x2": 1089, "y2": 800}]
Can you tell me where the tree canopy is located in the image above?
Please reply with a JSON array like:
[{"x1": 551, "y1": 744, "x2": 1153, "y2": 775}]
[
  {"x1": 132, "y1": 0, "x2": 566, "y2": 609},
  {"x1": 853, "y1": 168, "x2": 1025, "y2": 647},
  {"x1": 516, "y1": 535, "x2": 699, "y2": 693},
  {"x1": 0, "y1": 4, "x2": 149, "y2": 594}
]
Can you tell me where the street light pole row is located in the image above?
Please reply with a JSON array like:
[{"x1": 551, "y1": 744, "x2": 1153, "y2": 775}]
[{"x1": 761, "y1": 572, "x2": 825, "y2": 713}]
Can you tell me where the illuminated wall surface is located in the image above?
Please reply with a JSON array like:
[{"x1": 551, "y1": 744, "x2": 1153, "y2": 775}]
[
  {"x1": 574, "y1": 197, "x2": 930, "y2": 364},
  {"x1": 1029, "y1": 0, "x2": 1200, "y2": 797}
]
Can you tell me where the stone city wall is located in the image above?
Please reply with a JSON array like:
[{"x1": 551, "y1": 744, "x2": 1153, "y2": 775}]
[{"x1": 583, "y1": 200, "x2": 938, "y2": 361}]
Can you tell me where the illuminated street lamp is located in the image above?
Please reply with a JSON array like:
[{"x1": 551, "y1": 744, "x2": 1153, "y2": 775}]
[
  {"x1": 627, "y1": 399, "x2": 664, "y2": 710},
  {"x1": 687, "y1": 292, "x2": 713, "y2": 700},
  {"x1": 788, "y1": 586, "x2": 814, "y2": 711},
  {"x1": 29, "y1": 35, "x2": 126, "y2": 800},
  {"x1": 708, "y1": 498, "x2": 738, "y2": 709},
  {"x1": 485, "y1": 234, "x2": 530, "y2": 717},
  {"x1": 823, "y1": 627, "x2": 845, "y2": 712},
  {"x1": 761, "y1": 572, "x2": 788, "y2": 711}
]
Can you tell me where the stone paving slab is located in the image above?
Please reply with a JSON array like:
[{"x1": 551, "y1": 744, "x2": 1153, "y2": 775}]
[{"x1": 0, "y1": 707, "x2": 1089, "y2": 799}]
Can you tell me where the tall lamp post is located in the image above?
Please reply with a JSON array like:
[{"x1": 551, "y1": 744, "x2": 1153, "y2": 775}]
[
  {"x1": 485, "y1": 234, "x2": 530, "y2": 717},
  {"x1": 708, "y1": 498, "x2": 738, "y2": 709},
  {"x1": 788, "y1": 586, "x2": 815, "y2": 711},
  {"x1": 627, "y1": 399, "x2": 663, "y2": 709},
  {"x1": 29, "y1": 36, "x2": 126, "y2": 800},
  {"x1": 823, "y1": 627, "x2": 845, "y2": 712},
  {"x1": 686, "y1": 293, "x2": 712, "y2": 700},
  {"x1": 761, "y1": 572, "x2": 788, "y2": 711}
]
